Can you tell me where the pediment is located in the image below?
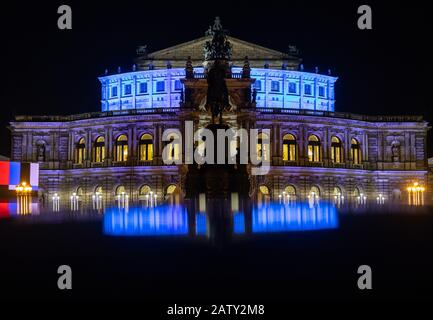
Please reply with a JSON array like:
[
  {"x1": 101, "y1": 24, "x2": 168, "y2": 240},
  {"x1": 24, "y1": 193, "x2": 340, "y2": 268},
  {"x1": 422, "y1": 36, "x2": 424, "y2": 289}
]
[{"x1": 137, "y1": 36, "x2": 300, "y2": 69}]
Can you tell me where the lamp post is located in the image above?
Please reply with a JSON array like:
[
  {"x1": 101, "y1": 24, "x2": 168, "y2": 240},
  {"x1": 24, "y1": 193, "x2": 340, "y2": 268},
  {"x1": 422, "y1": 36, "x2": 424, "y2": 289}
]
[
  {"x1": 376, "y1": 193, "x2": 385, "y2": 205},
  {"x1": 358, "y1": 193, "x2": 367, "y2": 205},
  {"x1": 92, "y1": 192, "x2": 103, "y2": 210},
  {"x1": 16, "y1": 181, "x2": 33, "y2": 214},
  {"x1": 70, "y1": 192, "x2": 79, "y2": 211},
  {"x1": 407, "y1": 182, "x2": 425, "y2": 206},
  {"x1": 52, "y1": 193, "x2": 60, "y2": 211}
]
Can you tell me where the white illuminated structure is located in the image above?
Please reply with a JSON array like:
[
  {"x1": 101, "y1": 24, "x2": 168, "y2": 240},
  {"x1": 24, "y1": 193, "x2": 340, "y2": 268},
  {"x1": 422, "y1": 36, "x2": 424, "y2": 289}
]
[
  {"x1": 92, "y1": 192, "x2": 103, "y2": 210},
  {"x1": 70, "y1": 192, "x2": 79, "y2": 211},
  {"x1": 407, "y1": 182, "x2": 425, "y2": 206},
  {"x1": 376, "y1": 194, "x2": 385, "y2": 205},
  {"x1": 356, "y1": 193, "x2": 367, "y2": 205},
  {"x1": 117, "y1": 191, "x2": 129, "y2": 209},
  {"x1": 52, "y1": 193, "x2": 60, "y2": 211}
]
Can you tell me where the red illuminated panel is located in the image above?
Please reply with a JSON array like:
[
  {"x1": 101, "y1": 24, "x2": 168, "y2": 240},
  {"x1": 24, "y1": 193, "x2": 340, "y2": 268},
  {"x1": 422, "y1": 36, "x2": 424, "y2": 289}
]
[
  {"x1": 0, "y1": 161, "x2": 10, "y2": 186},
  {"x1": 0, "y1": 202, "x2": 10, "y2": 218}
]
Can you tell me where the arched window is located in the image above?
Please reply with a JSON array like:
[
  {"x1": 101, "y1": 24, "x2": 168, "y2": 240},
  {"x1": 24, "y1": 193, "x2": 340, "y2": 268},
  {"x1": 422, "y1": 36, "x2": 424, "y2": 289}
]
[
  {"x1": 307, "y1": 135, "x2": 321, "y2": 162},
  {"x1": 333, "y1": 186, "x2": 342, "y2": 197},
  {"x1": 75, "y1": 137, "x2": 86, "y2": 164},
  {"x1": 351, "y1": 138, "x2": 361, "y2": 165},
  {"x1": 114, "y1": 134, "x2": 128, "y2": 162},
  {"x1": 166, "y1": 184, "x2": 180, "y2": 204},
  {"x1": 115, "y1": 185, "x2": 126, "y2": 195},
  {"x1": 139, "y1": 134, "x2": 153, "y2": 161},
  {"x1": 166, "y1": 132, "x2": 181, "y2": 161},
  {"x1": 139, "y1": 185, "x2": 152, "y2": 195},
  {"x1": 93, "y1": 136, "x2": 105, "y2": 163},
  {"x1": 333, "y1": 186, "x2": 344, "y2": 204},
  {"x1": 257, "y1": 132, "x2": 270, "y2": 162},
  {"x1": 259, "y1": 185, "x2": 270, "y2": 195},
  {"x1": 76, "y1": 187, "x2": 84, "y2": 197},
  {"x1": 95, "y1": 186, "x2": 103, "y2": 194},
  {"x1": 284, "y1": 185, "x2": 296, "y2": 196},
  {"x1": 310, "y1": 185, "x2": 320, "y2": 197},
  {"x1": 331, "y1": 136, "x2": 343, "y2": 163},
  {"x1": 166, "y1": 184, "x2": 177, "y2": 195},
  {"x1": 353, "y1": 187, "x2": 361, "y2": 198},
  {"x1": 282, "y1": 134, "x2": 296, "y2": 161},
  {"x1": 258, "y1": 185, "x2": 270, "y2": 205},
  {"x1": 284, "y1": 185, "x2": 297, "y2": 201}
]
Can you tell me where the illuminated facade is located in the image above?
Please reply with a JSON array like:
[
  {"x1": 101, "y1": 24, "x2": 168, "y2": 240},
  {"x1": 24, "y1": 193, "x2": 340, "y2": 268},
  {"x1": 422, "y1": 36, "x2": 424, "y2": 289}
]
[{"x1": 8, "y1": 23, "x2": 430, "y2": 207}]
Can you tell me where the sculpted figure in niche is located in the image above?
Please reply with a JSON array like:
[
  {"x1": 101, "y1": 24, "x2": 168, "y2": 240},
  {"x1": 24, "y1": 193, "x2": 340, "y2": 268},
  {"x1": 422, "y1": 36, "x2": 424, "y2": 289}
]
[
  {"x1": 36, "y1": 142, "x2": 46, "y2": 162},
  {"x1": 391, "y1": 140, "x2": 400, "y2": 162}
]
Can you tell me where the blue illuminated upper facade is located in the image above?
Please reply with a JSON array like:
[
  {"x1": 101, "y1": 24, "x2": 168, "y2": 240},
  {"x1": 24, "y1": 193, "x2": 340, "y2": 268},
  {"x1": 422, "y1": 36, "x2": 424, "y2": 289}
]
[{"x1": 99, "y1": 67, "x2": 337, "y2": 112}]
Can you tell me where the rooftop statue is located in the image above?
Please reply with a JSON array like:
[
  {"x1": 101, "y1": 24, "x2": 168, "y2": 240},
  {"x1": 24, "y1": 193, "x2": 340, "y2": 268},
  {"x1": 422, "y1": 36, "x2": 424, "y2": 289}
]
[
  {"x1": 206, "y1": 60, "x2": 230, "y2": 123},
  {"x1": 204, "y1": 17, "x2": 232, "y2": 61}
]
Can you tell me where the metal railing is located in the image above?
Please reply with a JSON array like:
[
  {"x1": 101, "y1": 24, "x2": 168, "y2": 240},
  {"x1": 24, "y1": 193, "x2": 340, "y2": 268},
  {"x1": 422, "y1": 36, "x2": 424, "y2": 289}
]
[
  {"x1": 14, "y1": 107, "x2": 423, "y2": 123},
  {"x1": 257, "y1": 108, "x2": 423, "y2": 122}
]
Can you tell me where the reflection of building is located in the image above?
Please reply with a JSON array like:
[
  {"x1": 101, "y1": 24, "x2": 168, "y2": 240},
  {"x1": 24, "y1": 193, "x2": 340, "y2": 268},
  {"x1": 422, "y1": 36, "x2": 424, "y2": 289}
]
[
  {"x1": 8, "y1": 19, "x2": 430, "y2": 207},
  {"x1": 103, "y1": 202, "x2": 338, "y2": 237}
]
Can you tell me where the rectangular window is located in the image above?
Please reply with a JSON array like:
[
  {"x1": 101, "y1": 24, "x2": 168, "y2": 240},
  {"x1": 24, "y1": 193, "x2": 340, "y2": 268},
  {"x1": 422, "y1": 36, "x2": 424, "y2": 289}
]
[
  {"x1": 318, "y1": 86, "x2": 325, "y2": 97},
  {"x1": 156, "y1": 81, "x2": 165, "y2": 92},
  {"x1": 139, "y1": 82, "x2": 148, "y2": 94},
  {"x1": 304, "y1": 84, "x2": 312, "y2": 95},
  {"x1": 283, "y1": 144, "x2": 296, "y2": 161},
  {"x1": 271, "y1": 81, "x2": 280, "y2": 92},
  {"x1": 254, "y1": 80, "x2": 262, "y2": 91},
  {"x1": 288, "y1": 82, "x2": 297, "y2": 94},
  {"x1": 111, "y1": 86, "x2": 118, "y2": 97},
  {"x1": 256, "y1": 143, "x2": 270, "y2": 162},
  {"x1": 174, "y1": 80, "x2": 182, "y2": 91},
  {"x1": 124, "y1": 84, "x2": 132, "y2": 95}
]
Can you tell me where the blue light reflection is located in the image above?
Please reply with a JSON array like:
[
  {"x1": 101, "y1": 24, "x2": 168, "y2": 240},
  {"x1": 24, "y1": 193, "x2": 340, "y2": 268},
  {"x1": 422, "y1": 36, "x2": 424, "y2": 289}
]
[
  {"x1": 251, "y1": 202, "x2": 338, "y2": 233},
  {"x1": 103, "y1": 202, "x2": 338, "y2": 237},
  {"x1": 103, "y1": 205, "x2": 188, "y2": 236}
]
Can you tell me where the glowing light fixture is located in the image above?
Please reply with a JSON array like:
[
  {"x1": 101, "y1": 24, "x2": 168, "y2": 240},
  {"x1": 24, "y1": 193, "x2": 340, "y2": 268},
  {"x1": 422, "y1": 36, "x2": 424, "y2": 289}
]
[{"x1": 407, "y1": 182, "x2": 425, "y2": 206}]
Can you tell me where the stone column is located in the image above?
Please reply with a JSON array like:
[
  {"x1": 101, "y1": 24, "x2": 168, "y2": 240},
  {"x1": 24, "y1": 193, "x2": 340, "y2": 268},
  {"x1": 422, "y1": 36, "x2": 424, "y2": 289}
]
[
  {"x1": 27, "y1": 132, "x2": 33, "y2": 162},
  {"x1": 132, "y1": 75, "x2": 137, "y2": 109},
  {"x1": 167, "y1": 71, "x2": 172, "y2": 108},
  {"x1": 344, "y1": 128, "x2": 350, "y2": 164},
  {"x1": 323, "y1": 127, "x2": 329, "y2": 164},
  {"x1": 86, "y1": 129, "x2": 92, "y2": 164},
  {"x1": 298, "y1": 124, "x2": 305, "y2": 165},
  {"x1": 363, "y1": 132, "x2": 368, "y2": 165},
  {"x1": 69, "y1": 131, "x2": 75, "y2": 165},
  {"x1": 107, "y1": 127, "x2": 113, "y2": 165}
]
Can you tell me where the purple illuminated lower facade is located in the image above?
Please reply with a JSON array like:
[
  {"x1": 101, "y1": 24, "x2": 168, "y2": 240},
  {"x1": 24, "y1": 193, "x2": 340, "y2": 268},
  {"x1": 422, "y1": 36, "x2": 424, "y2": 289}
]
[
  {"x1": 9, "y1": 109, "x2": 430, "y2": 206},
  {"x1": 7, "y1": 27, "x2": 431, "y2": 206}
]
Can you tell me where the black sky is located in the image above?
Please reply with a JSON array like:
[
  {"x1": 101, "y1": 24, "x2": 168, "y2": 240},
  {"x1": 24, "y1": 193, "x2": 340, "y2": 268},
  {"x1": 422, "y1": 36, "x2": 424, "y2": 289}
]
[{"x1": 0, "y1": 1, "x2": 431, "y2": 156}]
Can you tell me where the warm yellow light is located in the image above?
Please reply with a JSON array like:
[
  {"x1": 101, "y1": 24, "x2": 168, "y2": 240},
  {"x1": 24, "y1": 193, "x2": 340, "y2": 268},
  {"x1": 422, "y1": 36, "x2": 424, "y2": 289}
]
[{"x1": 16, "y1": 182, "x2": 32, "y2": 194}]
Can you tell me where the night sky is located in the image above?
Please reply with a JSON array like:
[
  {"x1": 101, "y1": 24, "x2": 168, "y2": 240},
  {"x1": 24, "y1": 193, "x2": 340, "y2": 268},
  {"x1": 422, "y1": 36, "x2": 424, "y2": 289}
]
[{"x1": 0, "y1": 1, "x2": 431, "y2": 156}]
